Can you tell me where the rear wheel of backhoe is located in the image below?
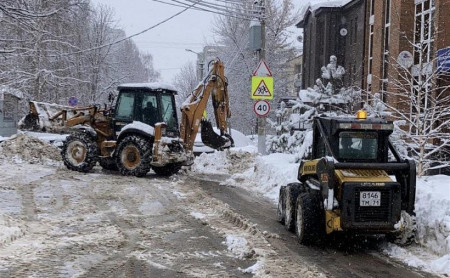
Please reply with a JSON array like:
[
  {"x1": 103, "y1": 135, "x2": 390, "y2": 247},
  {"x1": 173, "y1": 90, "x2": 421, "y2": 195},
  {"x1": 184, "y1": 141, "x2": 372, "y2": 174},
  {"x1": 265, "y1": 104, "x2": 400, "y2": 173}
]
[
  {"x1": 61, "y1": 132, "x2": 99, "y2": 172},
  {"x1": 277, "y1": 186, "x2": 286, "y2": 224},
  {"x1": 152, "y1": 163, "x2": 182, "y2": 176},
  {"x1": 284, "y1": 183, "x2": 301, "y2": 232},
  {"x1": 295, "y1": 191, "x2": 324, "y2": 245},
  {"x1": 116, "y1": 135, "x2": 152, "y2": 177}
]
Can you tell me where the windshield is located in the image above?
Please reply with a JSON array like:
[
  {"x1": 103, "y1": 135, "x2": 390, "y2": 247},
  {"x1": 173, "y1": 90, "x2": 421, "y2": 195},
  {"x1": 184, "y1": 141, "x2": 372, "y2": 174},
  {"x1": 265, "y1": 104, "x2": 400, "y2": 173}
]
[{"x1": 339, "y1": 131, "x2": 378, "y2": 160}]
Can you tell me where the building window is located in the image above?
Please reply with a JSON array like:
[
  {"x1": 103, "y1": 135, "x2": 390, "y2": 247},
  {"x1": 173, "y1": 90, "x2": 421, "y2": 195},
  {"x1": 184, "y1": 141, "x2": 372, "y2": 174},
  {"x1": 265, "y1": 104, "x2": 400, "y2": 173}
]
[
  {"x1": 412, "y1": 0, "x2": 435, "y2": 131},
  {"x1": 414, "y1": 0, "x2": 435, "y2": 66}
]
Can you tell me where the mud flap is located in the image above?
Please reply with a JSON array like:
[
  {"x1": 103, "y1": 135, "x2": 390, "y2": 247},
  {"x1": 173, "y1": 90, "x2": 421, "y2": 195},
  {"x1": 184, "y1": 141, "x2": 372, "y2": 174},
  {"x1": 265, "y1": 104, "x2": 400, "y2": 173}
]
[{"x1": 200, "y1": 119, "x2": 233, "y2": 150}]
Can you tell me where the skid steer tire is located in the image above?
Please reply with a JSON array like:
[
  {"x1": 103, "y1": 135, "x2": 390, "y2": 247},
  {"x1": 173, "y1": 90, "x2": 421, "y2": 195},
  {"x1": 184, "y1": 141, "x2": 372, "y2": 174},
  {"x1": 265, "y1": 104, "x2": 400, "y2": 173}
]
[
  {"x1": 295, "y1": 191, "x2": 324, "y2": 245},
  {"x1": 284, "y1": 183, "x2": 301, "y2": 232},
  {"x1": 277, "y1": 186, "x2": 286, "y2": 224},
  {"x1": 152, "y1": 163, "x2": 182, "y2": 176},
  {"x1": 61, "y1": 133, "x2": 99, "y2": 173},
  {"x1": 116, "y1": 135, "x2": 152, "y2": 177},
  {"x1": 99, "y1": 157, "x2": 118, "y2": 171},
  {"x1": 386, "y1": 211, "x2": 417, "y2": 246}
]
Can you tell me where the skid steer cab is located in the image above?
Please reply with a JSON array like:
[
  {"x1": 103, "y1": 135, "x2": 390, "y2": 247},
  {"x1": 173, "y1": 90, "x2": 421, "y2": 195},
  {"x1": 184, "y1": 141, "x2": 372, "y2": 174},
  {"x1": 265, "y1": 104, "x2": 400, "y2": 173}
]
[
  {"x1": 61, "y1": 83, "x2": 191, "y2": 177},
  {"x1": 277, "y1": 111, "x2": 417, "y2": 246}
]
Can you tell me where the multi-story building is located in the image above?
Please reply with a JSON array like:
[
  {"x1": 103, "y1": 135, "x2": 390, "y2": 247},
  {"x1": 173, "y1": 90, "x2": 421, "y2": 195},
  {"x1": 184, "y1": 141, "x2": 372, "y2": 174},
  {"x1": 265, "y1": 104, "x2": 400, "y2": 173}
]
[
  {"x1": 296, "y1": 0, "x2": 366, "y2": 90},
  {"x1": 364, "y1": 0, "x2": 450, "y2": 106}
]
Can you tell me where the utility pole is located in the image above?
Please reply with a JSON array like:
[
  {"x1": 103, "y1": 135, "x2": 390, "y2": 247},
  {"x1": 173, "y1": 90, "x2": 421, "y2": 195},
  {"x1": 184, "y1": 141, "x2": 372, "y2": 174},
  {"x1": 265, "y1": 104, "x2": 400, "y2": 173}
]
[{"x1": 257, "y1": 0, "x2": 266, "y2": 155}]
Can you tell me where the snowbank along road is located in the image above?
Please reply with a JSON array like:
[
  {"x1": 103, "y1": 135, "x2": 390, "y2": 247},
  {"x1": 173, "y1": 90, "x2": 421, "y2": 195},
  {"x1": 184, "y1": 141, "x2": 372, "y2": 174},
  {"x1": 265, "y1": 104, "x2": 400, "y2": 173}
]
[{"x1": 0, "y1": 134, "x2": 443, "y2": 277}]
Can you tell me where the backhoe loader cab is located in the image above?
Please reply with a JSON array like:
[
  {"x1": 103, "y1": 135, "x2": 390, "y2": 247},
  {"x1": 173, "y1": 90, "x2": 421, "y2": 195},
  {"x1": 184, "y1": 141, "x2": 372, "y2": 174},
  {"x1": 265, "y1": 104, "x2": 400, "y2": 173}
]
[
  {"x1": 114, "y1": 84, "x2": 179, "y2": 137},
  {"x1": 278, "y1": 112, "x2": 417, "y2": 246}
]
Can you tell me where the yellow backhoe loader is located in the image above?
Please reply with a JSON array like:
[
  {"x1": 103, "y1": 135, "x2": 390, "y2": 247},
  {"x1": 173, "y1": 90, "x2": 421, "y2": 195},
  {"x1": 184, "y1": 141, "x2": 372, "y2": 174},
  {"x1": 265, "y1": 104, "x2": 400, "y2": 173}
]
[{"x1": 19, "y1": 58, "x2": 233, "y2": 177}]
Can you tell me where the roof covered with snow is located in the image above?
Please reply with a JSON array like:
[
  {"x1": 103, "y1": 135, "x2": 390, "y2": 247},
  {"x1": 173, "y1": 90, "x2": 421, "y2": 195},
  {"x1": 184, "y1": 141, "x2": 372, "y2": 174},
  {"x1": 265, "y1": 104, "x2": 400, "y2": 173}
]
[
  {"x1": 297, "y1": 0, "x2": 355, "y2": 26},
  {"x1": 0, "y1": 85, "x2": 24, "y2": 100},
  {"x1": 118, "y1": 82, "x2": 177, "y2": 93}
]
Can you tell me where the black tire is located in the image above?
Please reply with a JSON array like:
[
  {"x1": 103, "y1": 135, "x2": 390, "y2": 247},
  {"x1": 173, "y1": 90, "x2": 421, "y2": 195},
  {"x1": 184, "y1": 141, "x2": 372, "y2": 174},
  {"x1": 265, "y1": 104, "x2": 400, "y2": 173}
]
[
  {"x1": 295, "y1": 191, "x2": 324, "y2": 245},
  {"x1": 284, "y1": 183, "x2": 301, "y2": 232},
  {"x1": 61, "y1": 132, "x2": 99, "y2": 172},
  {"x1": 116, "y1": 135, "x2": 152, "y2": 177},
  {"x1": 386, "y1": 211, "x2": 417, "y2": 246},
  {"x1": 152, "y1": 163, "x2": 182, "y2": 176},
  {"x1": 277, "y1": 186, "x2": 286, "y2": 224},
  {"x1": 99, "y1": 157, "x2": 118, "y2": 171}
]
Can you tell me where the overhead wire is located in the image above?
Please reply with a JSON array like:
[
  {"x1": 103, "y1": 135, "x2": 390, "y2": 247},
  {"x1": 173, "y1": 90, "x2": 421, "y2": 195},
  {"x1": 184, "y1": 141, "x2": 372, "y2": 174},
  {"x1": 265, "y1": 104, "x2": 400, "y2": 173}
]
[
  {"x1": 183, "y1": 0, "x2": 261, "y2": 13},
  {"x1": 148, "y1": 0, "x2": 249, "y2": 20},
  {"x1": 49, "y1": 0, "x2": 201, "y2": 57},
  {"x1": 183, "y1": 0, "x2": 265, "y2": 18},
  {"x1": 149, "y1": 0, "x2": 265, "y2": 20}
]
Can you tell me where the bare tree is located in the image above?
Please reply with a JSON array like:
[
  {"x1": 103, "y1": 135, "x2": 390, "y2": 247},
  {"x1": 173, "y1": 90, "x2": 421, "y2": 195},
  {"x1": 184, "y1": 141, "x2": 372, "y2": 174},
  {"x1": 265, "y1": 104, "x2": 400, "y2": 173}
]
[
  {"x1": 369, "y1": 30, "x2": 450, "y2": 176},
  {"x1": 212, "y1": 0, "x2": 298, "y2": 134},
  {"x1": 0, "y1": 1, "x2": 160, "y2": 112},
  {"x1": 172, "y1": 62, "x2": 198, "y2": 108}
]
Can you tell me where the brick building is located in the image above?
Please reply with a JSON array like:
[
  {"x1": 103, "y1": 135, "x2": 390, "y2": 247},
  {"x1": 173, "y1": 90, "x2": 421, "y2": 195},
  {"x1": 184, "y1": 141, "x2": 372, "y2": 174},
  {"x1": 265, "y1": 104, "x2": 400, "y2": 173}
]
[
  {"x1": 364, "y1": 0, "x2": 450, "y2": 105},
  {"x1": 296, "y1": 0, "x2": 366, "y2": 89}
]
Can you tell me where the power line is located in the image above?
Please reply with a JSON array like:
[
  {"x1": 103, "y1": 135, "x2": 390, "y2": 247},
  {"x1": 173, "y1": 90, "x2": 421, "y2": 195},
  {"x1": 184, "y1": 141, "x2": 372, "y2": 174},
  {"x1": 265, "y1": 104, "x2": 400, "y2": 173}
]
[
  {"x1": 50, "y1": 0, "x2": 201, "y2": 57},
  {"x1": 149, "y1": 0, "x2": 264, "y2": 20},
  {"x1": 177, "y1": 0, "x2": 264, "y2": 18}
]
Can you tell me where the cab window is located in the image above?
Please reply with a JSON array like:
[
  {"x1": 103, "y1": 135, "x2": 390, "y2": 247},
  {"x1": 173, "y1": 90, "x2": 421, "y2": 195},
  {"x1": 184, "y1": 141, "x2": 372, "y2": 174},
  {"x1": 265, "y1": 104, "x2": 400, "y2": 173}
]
[
  {"x1": 141, "y1": 93, "x2": 158, "y2": 126},
  {"x1": 115, "y1": 91, "x2": 135, "y2": 120},
  {"x1": 339, "y1": 131, "x2": 378, "y2": 160}
]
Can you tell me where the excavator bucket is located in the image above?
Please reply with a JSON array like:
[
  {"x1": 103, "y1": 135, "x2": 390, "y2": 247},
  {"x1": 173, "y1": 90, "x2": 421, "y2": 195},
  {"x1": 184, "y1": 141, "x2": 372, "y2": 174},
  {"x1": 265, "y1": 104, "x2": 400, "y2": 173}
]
[{"x1": 200, "y1": 119, "x2": 233, "y2": 150}]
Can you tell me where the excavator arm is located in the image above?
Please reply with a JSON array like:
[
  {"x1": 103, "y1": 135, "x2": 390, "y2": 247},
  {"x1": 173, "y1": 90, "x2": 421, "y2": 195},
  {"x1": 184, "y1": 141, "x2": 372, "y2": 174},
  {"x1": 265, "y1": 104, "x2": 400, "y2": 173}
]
[{"x1": 179, "y1": 58, "x2": 233, "y2": 151}]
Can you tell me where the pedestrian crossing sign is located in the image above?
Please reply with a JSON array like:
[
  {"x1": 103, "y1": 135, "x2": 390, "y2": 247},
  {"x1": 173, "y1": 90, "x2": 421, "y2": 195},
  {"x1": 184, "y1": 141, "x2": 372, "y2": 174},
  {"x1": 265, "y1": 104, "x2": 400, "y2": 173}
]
[{"x1": 251, "y1": 76, "x2": 273, "y2": 100}]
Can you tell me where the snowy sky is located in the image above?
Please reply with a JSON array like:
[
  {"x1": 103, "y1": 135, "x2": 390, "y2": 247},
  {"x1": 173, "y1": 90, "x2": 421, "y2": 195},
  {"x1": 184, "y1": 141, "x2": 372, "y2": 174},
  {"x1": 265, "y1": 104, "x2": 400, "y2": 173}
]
[{"x1": 90, "y1": 0, "x2": 307, "y2": 83}]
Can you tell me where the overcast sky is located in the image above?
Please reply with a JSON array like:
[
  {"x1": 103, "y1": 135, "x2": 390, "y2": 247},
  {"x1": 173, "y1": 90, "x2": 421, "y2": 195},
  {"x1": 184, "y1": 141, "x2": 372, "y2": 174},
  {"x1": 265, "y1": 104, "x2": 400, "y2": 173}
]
[{"x1": 90, "y1": 0, "x2": 305, "y2": 83}]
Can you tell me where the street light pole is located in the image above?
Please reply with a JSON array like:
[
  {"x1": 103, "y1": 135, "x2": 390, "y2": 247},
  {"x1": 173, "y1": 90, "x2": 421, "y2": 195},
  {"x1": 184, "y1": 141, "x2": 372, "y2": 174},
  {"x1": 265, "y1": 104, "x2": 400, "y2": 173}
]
[{"x1": 185, "y1": 49, "x2": 204, "y2": 81}]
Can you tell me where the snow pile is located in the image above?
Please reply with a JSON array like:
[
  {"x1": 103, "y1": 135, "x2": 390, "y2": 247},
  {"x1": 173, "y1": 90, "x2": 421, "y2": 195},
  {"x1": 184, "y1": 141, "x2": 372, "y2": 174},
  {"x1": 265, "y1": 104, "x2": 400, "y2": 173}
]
[
  {"x1": 382, "y1": 175, "x2": 450, "y2": 274},
  {"x1": 415, "y1": 175, "x2": 450, "y2": 256},
  {"x1": 0, "y1": 134, "x2": 62, "y2": 165},
  {"x1": 192, "y1": 148, "x2": 297, "y2": 203},
  {"x1": 193, "y1": 148, "x2": 450, "y2": 275},
  {"x1": 0, "y1": 214, "x2": 26, "y2": 247},
  {"x1": 223, "y1": 234, "x2": 254, "y2": 259}
]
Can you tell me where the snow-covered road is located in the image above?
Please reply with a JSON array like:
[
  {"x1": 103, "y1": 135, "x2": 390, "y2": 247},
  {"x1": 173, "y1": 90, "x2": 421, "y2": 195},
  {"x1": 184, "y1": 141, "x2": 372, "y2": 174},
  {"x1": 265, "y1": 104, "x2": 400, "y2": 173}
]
[
  {"x1": 0, "y1": 133, "x2": 448, "y2": 277},
  {"x1": 0, "y1": 161, "x2": 325, "y2": 277}
]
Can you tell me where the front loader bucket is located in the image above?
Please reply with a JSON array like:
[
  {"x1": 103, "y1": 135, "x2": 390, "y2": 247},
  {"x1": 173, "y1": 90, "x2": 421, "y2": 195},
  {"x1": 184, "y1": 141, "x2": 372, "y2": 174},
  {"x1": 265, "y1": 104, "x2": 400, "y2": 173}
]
[{"x1": 200, "y1": 119, "x2": 234, "y2": 150}]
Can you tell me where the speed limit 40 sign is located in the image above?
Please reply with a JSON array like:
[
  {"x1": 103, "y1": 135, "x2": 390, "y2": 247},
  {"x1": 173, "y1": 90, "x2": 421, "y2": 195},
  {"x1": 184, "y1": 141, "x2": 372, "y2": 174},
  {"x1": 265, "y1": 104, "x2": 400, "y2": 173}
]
[{"x1": 253, "y1": 100, "x2": 270, "y2": 117}]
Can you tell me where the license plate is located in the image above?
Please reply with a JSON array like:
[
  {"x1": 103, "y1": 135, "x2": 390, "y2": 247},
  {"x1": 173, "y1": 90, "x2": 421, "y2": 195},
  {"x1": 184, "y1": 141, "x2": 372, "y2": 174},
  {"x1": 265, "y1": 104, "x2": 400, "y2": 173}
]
[{"x1": 360, "y1": 191, "x2": 381, "y2": 206}]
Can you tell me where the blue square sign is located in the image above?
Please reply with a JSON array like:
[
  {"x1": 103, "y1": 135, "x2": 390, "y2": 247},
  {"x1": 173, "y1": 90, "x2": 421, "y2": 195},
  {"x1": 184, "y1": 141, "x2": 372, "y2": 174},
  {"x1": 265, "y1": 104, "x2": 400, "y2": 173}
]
[{"x1": 437, "y1": 47, "x2": 450, "y2": 73}]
